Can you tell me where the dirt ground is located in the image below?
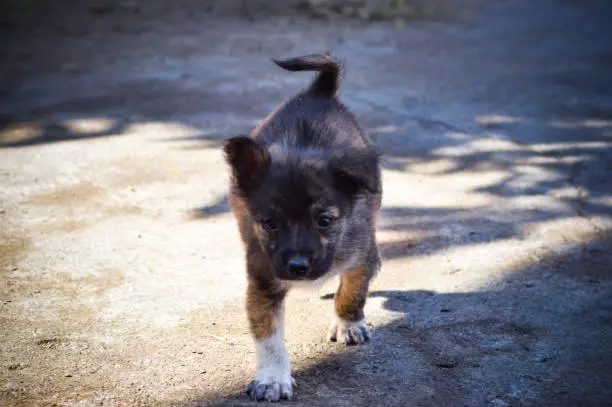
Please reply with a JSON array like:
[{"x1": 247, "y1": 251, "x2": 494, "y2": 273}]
[{"x1": 1, "y1": 0, "x2": 611, "y2": 406}]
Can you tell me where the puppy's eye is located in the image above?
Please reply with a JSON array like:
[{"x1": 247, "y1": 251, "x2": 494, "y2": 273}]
[
  {"x1": 261, "y1": 219, "x2": 277, "y2": 232},
  {"x1": 317, "y1": 216, "x2": 333, "y2": 230}
]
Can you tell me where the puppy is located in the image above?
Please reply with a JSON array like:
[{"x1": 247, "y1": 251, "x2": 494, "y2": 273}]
[{"x1": 223, "y1": 53, "x2": 382, "y2": 402}]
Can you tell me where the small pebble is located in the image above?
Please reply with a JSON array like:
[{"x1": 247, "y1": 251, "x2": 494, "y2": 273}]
[{"x1": 487, "y1": 396, "x2": 509, "y2": 406}]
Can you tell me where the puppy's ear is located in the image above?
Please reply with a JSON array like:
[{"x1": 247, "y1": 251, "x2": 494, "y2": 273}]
[
  {"x1": 223, "y1": 136, "x2": 270, "y2": 193},
  {"x1": 329, "y1": 147, "x2": 380, "y2": 197}
]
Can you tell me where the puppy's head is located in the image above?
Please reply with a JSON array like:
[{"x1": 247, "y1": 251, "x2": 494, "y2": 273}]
[{"x1": 224, "y1": 136, "x2": 379, "y2": 281}]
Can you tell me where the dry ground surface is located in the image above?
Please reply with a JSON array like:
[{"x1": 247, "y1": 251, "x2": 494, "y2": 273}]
[{"x1": 1, "y1": 0, "x2": 612, "y2": 406}]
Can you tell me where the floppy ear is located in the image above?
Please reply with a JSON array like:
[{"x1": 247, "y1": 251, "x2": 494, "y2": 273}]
[
  {"x1": 223, "y1": 136, "x2": 270, "y2": 193},
  {"x1": 329, "y1": 147, "x2": 381, "y2": 197}
]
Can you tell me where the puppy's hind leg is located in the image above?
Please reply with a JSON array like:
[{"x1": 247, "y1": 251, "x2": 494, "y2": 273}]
[
  {"x1": 245, "y1": 277, "x2": 294, "y2": 402},
  {"x1": 328, "y1": 264, "x2": 375, "y2": 345}
]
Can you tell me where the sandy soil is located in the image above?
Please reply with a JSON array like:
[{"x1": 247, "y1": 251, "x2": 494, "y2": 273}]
[{"x1": 1, "y1": 0, "x2": 611, "y2": 406}]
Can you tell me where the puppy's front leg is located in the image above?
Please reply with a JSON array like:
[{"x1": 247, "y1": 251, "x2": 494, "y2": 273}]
[
  {"x1": 245, "y1": 277, "x2": 294, "y2": 401},
  {"x1": 328, "y1": 265, "x2": 374, "y2": 345}
]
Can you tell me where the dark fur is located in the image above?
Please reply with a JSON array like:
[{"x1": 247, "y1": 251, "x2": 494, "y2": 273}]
[{"x1": 223, "y1": 53, "x2": 382, "y2": 401}]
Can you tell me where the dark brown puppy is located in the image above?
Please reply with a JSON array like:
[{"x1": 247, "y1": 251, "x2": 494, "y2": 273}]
[{"x1": 223, "y1": 53, "x2": 382, "y2": 402}]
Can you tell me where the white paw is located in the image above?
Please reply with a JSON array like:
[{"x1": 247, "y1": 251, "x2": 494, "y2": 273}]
[
  {"x1": 328, "y1": 318, "x2": 371, "y2": 345},
  {"x1": 246, "y1": 367, "x2": 295, "y2": 402}
]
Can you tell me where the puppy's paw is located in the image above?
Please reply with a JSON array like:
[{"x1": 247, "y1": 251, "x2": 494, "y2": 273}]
[
  {"x1": 328, "y1": 317, "x2": 371, "y2": 345},
  {"x1": 246, "y1": 368, "x2": 295, "y2": 402}
]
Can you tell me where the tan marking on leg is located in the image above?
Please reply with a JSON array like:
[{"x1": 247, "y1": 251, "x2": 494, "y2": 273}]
[
  {"x1": 328, "y1": 265, "x2": 374, "y2": 344},
  {"x1": 245, "y1": 277, "x2": 294, "y2": 401},
  {"x1": 246, "y1": 277, "x2": 287, "y2": 339},
  {"x1": 334, "y1": 264, "x2": 373, "y2": 322}
]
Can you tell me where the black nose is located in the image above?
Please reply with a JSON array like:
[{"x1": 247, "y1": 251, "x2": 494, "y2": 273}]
[{"x1": 287, "y1": 256, "x2": 310, "y2": 276}]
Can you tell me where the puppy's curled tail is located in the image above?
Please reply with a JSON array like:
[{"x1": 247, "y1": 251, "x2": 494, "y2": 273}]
[{"x1": 272, "y1": 53, "x2": 341, "y2": 98}]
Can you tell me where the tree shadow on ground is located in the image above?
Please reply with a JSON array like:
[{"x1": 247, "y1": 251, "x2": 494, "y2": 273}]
[
  {"x1": 0, "y1": 116, "x2": 131, "y2": 148},
  {"x1": 178, "y1": 230, "x2": 612, "y2": 407},
  {"x1": 0, "y1": 77, "x2": 273, "y2": 148}
]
